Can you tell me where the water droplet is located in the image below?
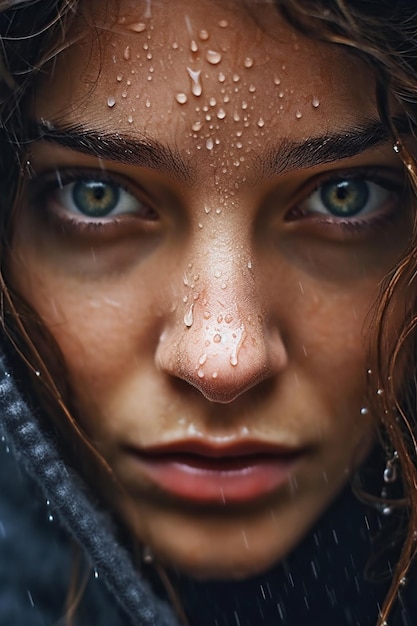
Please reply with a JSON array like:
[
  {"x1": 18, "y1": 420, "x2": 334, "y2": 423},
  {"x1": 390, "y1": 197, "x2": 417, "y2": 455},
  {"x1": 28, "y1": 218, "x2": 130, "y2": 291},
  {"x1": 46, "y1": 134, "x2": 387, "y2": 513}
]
[
  {"x1": 274, "y1": 76, "x2": 281, "y2": 85},
  {"x1": 360, "y1": 407, "x2": 369, "y2": 415},
  {"x1": 218, "y1": 72, "x2": 226, "y2": 83},
  {"x1": 312, "y1": 96, "x2": 320, "y2": 108},
  {"x1": 225, "y1": 314, "x2": 233, "y2": 323},
  {"x1": 232, "y1": 74, "x2": 240, "y2": 83},
  {"x1": 204, "y1": 205, "x2": 211, "y2": 213},
  {"x1": 243, "y1": 57, "x2": 253, "y2": 68},
  {"x1": 393, "y1": 141, "x2": 401, "y2": 153},
  {"x1": 230, "y1": 328, "x2": 245, "y2": 367},
  {"x1": 212, "y1": 371, "x2": 218, "y2": 379},
  {"x1": 206, "y1": 138, "x2": 214, "y2": 150},
  {"x1": 217, "y1": 108, "x2": 226, "y2": 120},
  {"x1": 35, "y1": 370, "x2": 41, "y2": 377},
  {"x1": 214, "y1": 270, "x2": 222, "y2": 278},
  {"x1": 257, "y1": 117, "x2": 265, "y2": 128},
  {"x1": 116, "y1": 74, "x2": 123, "y2": 82},
  {"x1": 197, "y1": 369, "x2": 205, "y2": 378},
  {"x1": 215, "y1": 207, "x2": 222, "y2": 214},
  {"x1": 383, "y1": 465, "x2": 397, "y2": 483},
  {"x1": 218, "y1": 19, "x2": 228, "y2": 28},
  {"x1": 123, "y1": 46, "x2": 131, "y2": 61},
  {"x1": 184, "y1": 303, "x2": 194, "y2": 328},
  {"x1": 241, "y1": 101, "x2": 248, "y2": 110},
  {"x1": 295, "y1": 110, "x2": 302, "y2": 119},
  {"x1": 175, "y1": 92, "x2": 188, "y2": 104},
  {"x1": 248, "y1": 84, "x2": 256, "y2": 93},
  {"x1": 400, "y1": 576, "x2": 407, "y2": 586},
  {"x1": 206, "y1": 50, "x2": 222, "y2": 65},
  {"x1": 278, "y1": 90, "x2": 284, "y2": 99},
  {"x1": 143, "y1": 546, "x2": 153, "y2": 563},
  {"x1": 377, "y1": 388, "x2": 384, "y2": 396},
  {"x1": 382, "y1": 506, "x2": 392, "y2": 516},
  {"x1": 48, "y1": 514, "x2": 54, "y2": 522},
  {"x1": 172, "y1": 41, "x2": 179, "y2": 50},
  {"x1": 198, "y1": 353, "x2": 207, "y2": 365},
  {"x1": 94, "y1": 568, "x2": 99, "y2": 579},
  {"x1": 209, "y1": 97, "x2": 217, "y2": 106},
  {"x1": 187, "y1": 67, "x2": 202, "y2": 96},
  {"x1": 213, "y1": 333, "x2": 221, "y2": 343},
  {"x1": 192, "y1": 120, "x2": 203, "y2": 131},
  {"x1": 128, "y1": 22, "x2": 146, "y2": 32},
  {"x1": 107, "y1": 96, "x2": 116, "y2": 108},
  {"x1": 127, "y1": 115, "x2": 133, "y2": 124},
  {"x1": 247, "y1": 260, "x2": 253, "y2": 269},
  {"x1": 190, "y1": 40, "x2": 198, "y2": 53}
]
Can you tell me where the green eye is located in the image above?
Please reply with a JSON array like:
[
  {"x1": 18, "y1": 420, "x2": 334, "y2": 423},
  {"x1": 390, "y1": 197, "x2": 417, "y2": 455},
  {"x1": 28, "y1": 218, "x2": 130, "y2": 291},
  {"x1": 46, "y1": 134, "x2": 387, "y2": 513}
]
[
  {"x1": 320, "y1": 179, "x2": 369, "y2": 217},
  {"x1": 73, "y1": 181, "x2": 120, "y2": 217}
]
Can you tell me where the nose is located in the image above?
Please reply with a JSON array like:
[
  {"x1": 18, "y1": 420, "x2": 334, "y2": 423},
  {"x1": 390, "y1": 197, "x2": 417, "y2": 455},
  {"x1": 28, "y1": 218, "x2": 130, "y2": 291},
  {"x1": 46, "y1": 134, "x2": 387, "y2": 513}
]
[{"x1": 156, "y1": 242, "x2": 288, "y2": 404}]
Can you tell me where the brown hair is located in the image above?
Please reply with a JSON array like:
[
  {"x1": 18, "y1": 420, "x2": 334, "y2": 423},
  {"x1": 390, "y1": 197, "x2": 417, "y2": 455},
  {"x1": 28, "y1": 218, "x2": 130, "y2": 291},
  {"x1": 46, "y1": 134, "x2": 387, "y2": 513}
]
[{"x1": 1, "y1": 1, "x2": 417, "y2": 624}]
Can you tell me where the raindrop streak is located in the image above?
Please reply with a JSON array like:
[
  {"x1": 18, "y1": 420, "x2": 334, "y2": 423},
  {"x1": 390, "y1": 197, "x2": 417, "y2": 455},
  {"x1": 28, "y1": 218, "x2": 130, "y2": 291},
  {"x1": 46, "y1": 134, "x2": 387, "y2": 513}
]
[
  {"x1": 187, "y1": 67, "x2": 203, "y2": 96},
  {"x1": 175, "y1": 92, "x2": 188, "y2": 104},
  {"x1": 107, "y1": 96, "x2": 116, "y2": 108},
  {"x1": 184, "y1": 303, "x2": 195, "y2": 328},
  {"x1": 206, "y1": 50, "x2": 222, "y2": 65},
  {"x1": 27, "y1": 590, "x2": 34, "y2": 608}
]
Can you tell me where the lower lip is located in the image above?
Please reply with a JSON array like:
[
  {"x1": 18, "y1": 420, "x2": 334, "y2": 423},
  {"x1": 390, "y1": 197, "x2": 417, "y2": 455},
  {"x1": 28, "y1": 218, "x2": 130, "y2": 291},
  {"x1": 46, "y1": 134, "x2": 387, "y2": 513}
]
[{"x1": 130, "y1": 454, "x2": 299, "y2": 505}]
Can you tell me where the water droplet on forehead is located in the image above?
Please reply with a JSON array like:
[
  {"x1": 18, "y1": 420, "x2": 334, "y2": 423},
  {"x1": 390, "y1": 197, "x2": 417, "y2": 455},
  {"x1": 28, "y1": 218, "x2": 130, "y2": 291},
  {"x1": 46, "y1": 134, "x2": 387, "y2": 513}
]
[
  {"x1": 175, "y1": 92, "x2": 188, "y2": 104},
  {"x1": 187, "y1": 67, "x2": 203, "y2": 96},
  {"x1": 184, "y1": 303, "x2": 194, "y2": 328},
  {"x1": 107, "y1": 96, "x2": 116, "y2": 108},
  {"x1": 127, "y1": 22, "x2": 146, "y2": 32},
  {"x1": 206, "y1": 50, "x2": 222, "y2": 65},
  {"x1": 123, "y1": 46, "x2": 131, "y2": 61}
]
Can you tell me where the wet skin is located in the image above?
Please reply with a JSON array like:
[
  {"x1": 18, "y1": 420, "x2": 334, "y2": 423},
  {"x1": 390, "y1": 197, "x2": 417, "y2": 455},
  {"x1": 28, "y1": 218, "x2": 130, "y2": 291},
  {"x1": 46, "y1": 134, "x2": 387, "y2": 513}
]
[{"x1": 10, "y1": 0, "x2": 410, "y2": 579}]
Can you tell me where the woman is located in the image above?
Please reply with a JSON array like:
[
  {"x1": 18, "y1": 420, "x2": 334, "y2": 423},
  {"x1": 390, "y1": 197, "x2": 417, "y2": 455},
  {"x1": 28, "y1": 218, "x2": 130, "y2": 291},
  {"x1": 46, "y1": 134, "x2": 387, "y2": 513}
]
[{"x1": 0, "y1": 0, "x2": 416, "y2": 624}]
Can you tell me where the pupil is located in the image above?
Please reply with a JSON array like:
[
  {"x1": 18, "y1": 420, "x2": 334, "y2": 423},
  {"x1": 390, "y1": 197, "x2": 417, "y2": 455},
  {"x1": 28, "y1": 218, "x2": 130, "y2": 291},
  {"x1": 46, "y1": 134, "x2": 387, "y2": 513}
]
[
  {"x1": 320, "y1": 179, "x2": 369, "y2": 217},
  {"x1": 73, "y1": 181, "x2": 120, "y2": 217}
]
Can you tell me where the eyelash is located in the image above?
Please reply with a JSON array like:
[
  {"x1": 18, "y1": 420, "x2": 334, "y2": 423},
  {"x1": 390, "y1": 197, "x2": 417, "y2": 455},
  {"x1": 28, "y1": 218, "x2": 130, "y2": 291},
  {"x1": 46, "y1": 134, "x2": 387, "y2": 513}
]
[{"x1": 30, "y1": 166, "x2": 403, "y2": 239}]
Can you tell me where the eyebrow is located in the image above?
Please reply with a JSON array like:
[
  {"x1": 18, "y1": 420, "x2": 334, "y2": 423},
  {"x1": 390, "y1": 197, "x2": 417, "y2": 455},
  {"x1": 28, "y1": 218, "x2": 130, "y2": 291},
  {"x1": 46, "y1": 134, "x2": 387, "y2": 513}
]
[{"x1": 29, "y1": 117, "x2": 406, "y2": 182}]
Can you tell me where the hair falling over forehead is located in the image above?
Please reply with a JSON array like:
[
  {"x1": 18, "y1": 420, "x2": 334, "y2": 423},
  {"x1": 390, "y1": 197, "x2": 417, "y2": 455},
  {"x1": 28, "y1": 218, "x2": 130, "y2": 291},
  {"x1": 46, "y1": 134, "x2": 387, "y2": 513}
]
[{"x1": 1, "y1": 0, "x2": 417, "y2": 625}]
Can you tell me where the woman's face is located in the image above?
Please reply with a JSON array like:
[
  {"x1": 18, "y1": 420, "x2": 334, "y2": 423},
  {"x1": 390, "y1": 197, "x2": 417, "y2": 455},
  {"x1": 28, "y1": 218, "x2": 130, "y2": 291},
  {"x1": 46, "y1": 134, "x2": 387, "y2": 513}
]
[{"x1": 11, "y1": 0, "x2": 409, "y2": 579}]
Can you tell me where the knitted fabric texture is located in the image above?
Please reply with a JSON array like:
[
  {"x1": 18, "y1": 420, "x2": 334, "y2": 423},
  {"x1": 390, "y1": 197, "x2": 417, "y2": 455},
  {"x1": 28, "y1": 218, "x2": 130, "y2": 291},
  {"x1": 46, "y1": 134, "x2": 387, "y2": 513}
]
[{"x1": 0, "y1": 353, "x2": 179, "y2": 626}]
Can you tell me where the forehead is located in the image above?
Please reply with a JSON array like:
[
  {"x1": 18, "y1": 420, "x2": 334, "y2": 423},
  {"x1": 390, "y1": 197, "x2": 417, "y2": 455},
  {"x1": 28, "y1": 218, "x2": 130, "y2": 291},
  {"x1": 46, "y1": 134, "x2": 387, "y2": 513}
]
[{"x1": 34, "y1": 0, "x2": 377, "y2": 168}]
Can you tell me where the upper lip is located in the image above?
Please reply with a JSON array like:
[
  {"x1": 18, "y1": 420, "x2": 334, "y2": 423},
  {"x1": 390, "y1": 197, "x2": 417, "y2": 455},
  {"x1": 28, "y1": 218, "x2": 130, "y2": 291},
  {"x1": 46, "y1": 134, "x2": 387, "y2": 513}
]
[{"x1": 126, "y1": 439, "x2": 305, "y2": 459}]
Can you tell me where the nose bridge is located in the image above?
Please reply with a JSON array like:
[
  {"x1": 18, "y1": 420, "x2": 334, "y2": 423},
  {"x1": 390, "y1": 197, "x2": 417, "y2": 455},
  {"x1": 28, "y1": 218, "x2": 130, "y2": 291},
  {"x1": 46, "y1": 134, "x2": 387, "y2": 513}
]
[{"x1": 156, "y1": 224, "x2": 282, "y2": 403}]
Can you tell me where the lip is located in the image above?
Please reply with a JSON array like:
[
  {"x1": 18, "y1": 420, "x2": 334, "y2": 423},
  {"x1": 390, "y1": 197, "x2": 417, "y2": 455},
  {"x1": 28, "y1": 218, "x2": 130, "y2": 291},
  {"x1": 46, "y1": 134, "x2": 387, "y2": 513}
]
[{"x1": 125, "y1": 440, "x2": 305, "y2": 505}]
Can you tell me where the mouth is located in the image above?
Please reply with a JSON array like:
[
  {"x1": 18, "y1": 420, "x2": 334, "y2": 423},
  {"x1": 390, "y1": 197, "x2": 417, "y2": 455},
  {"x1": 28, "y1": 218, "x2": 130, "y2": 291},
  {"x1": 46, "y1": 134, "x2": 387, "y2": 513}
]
[{"x1": 124, "y1": 440, "x2": 306, "y2": 505}]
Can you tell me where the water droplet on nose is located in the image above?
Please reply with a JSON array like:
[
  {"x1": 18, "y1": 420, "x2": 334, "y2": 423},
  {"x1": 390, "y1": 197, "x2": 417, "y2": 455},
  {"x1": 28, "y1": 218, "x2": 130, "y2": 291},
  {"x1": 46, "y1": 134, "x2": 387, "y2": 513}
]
[
  {"x1": 295, "y1": 110, "x2": 302, "y2": 119},
  {"x1": 213, "y1": 333, "x2": 221, "y2": 343},
  {"x1": 206, "y1": 50, "x2": 222, "y2": 65},
  {"x1": 217, "y1": 108, "x2": 226, "y2": 120},
  {"x1": 312, "y1": 97, "x2": 320, "y2": 108},
  {"x1": 175, "y1": 92, "x2": 188, "y2": 104},
  {"x1": 123, "y1": 46, "x2": 131, "y2": 61},
  {"x1": 199, "y1": 353, "x2": 207, "y2": 365},
  {"x1": 107, "y1": 96, "x2": 116, "y2": 108},
  {"x1": 184, "y1": 303, "x2": 194, "y2": 327},
  {"x1": 243, "y1": 57, "x2": 253, "y2": 68},
  {"x1": 190, "y1": 40, "x2": 198, "y2": 53},
  {"x1": 206, "y1": 138, "x2": 214, "y2": 150},
  {"x1": 128, "y1": 22, "x2": 146, "y2": 32},
  {"x1": 187, "y1": 67, "x2": 203, "y2": 96}
]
